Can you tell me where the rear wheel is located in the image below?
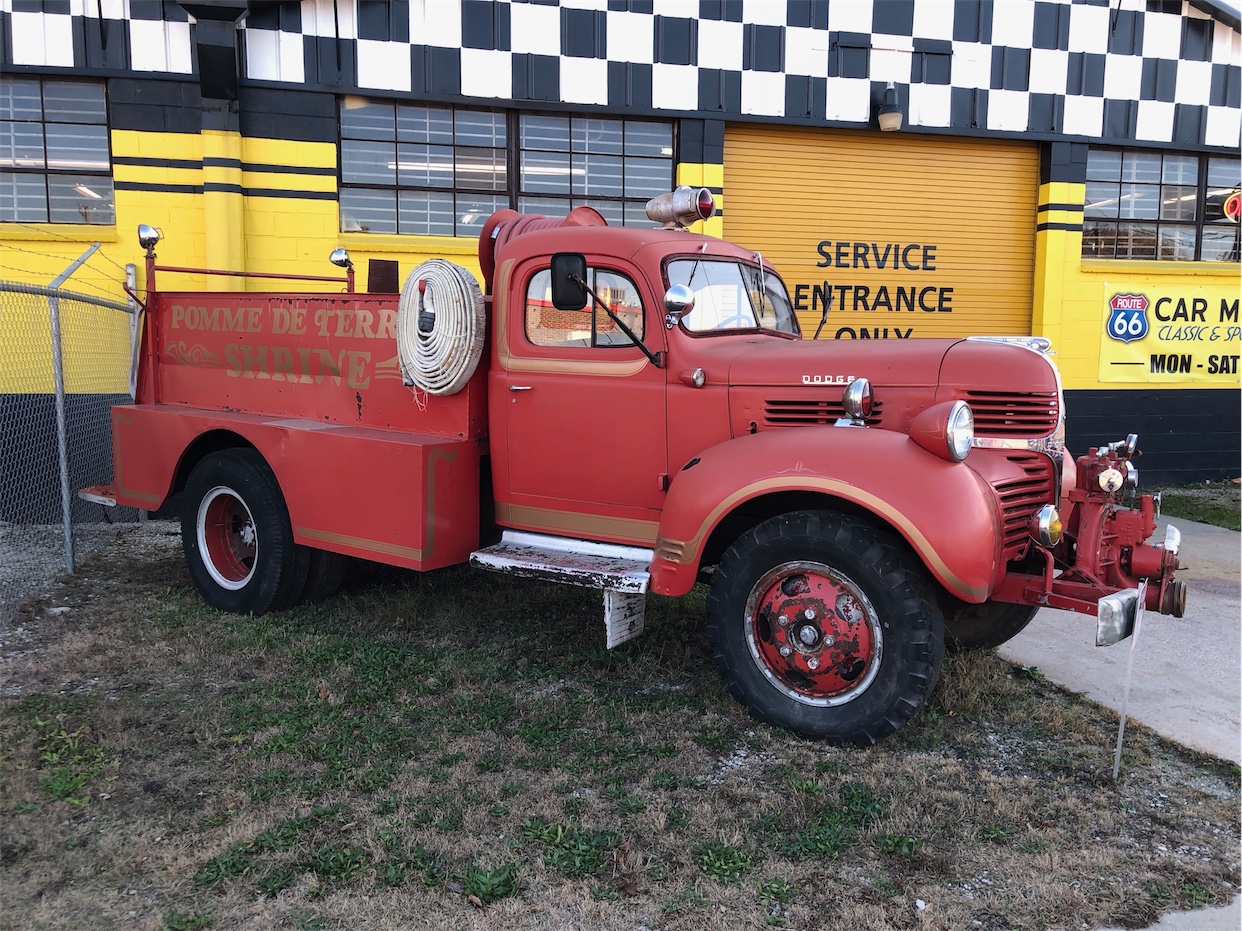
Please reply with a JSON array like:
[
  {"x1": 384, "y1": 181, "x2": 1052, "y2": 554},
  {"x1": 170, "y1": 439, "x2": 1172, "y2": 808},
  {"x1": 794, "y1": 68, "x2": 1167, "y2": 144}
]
[
  {"x1": 945, "y1": 602, "x2": 1039, "y2": 653},
  {"x1": 182, "y1": 449, "x2": 308, "y2": 615},
  {"x1": 706, "y1": 511, "x2": 943, "y2": 745},
  {"x1": 297, "y1": 549, "x2": 350, "y2": 604}
]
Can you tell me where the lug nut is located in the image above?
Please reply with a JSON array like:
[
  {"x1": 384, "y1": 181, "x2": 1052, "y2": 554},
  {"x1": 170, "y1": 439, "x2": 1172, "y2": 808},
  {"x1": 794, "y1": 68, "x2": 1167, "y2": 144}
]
[
  {"x1": 778, "y1": 615, "x2": 789, "y2": 627},
  {"x1": 823, "y1": 635, "x2": 835, "y2": 647},
  {"x1": 808, "y1": 658, "x2": 820, "y2": 671},
  {"x1": 804, "y1": 608, "x2": 816, "y2": 620},
  {"x1": 779, "y1": 645, "x2": 792, "y2": 657}
]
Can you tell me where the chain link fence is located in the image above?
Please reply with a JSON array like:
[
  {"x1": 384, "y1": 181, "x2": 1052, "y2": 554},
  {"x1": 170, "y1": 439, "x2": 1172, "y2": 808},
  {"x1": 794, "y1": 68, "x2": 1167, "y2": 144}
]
[{"x1": 1, "y1": 281, "x2": 143, "y2": 623}]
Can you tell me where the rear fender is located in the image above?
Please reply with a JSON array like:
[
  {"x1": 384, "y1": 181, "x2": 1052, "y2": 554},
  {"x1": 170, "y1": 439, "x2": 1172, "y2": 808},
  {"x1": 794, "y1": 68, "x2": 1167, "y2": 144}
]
[{"x1": 650, "y1": 428, "x2": 1001, "y2": 600}]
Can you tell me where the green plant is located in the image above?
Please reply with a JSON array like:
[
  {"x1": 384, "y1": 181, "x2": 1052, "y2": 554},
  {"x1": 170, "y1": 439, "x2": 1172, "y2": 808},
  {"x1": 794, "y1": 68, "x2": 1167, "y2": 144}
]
[
  {"x1": 522, "y1": 819, "x2": 619, "y2": 877},
  {"x1": 757, "y1": 877, "x2": 795, "y2": 904},
  {"x1": 979, "y1": 825, "x2": 1016, "y2": 844},
  {"x1": 696, "y1": 841, "x2": 754, "y2": 883},
  {"x1": 460, "y1": 861, "x2": 519, "y2": 904},
  {"x1": 306, "y1": 844, "x2": 370, "y2": 882},
  {"x1": 878, "y1": 833, "x2": 923, "y2": 856}
]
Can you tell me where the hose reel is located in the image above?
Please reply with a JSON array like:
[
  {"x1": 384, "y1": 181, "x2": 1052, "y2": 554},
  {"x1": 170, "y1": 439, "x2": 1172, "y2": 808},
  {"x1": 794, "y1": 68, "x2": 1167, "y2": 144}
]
[{"x1": 397, "y1": 259, "x2": 486, "y2": 395}]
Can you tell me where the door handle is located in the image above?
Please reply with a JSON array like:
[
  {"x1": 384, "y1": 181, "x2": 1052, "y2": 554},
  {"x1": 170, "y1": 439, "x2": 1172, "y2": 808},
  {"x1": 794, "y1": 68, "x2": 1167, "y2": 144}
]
[{"x1": 509, "y1": 385, "x2": 533, "y2": 392}]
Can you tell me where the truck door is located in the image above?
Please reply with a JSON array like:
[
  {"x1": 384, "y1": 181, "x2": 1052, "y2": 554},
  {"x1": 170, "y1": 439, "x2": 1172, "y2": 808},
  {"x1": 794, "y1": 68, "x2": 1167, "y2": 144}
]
[{"x1": 497, "y1": 260, "x2": 667, "y2": 544}]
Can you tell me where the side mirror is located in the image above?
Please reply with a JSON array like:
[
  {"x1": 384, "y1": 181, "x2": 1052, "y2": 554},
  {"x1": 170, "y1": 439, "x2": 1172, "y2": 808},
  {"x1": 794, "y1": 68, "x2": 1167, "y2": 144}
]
[
  {"x1": 663, "y1": 284, "x2": 695, "y2": 320},
  {"x1": 550, "y1": 252, "x2": 588, "y2": 310}
]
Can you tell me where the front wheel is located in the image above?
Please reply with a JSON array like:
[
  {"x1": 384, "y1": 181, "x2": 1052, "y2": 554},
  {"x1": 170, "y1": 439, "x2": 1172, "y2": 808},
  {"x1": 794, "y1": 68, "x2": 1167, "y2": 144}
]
[
  {"x1": 181, "y1": 449, "x2": 308, "y2": 615},
  {"x1": 706, "y1": 511, "x2": 944, "y2": 745}
]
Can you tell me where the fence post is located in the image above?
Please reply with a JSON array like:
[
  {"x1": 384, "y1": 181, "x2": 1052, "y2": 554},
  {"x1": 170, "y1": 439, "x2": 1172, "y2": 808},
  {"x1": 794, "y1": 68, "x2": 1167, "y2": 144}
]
[{"x1": 49, "y1": 244, "x2": 102, "y2": 573}]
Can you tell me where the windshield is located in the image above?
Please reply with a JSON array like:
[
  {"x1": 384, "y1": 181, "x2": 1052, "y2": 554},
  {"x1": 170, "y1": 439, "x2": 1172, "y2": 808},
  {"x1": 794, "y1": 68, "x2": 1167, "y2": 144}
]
[{"x1": 667, "y1": 258, "x2": 799, "y2": 336}]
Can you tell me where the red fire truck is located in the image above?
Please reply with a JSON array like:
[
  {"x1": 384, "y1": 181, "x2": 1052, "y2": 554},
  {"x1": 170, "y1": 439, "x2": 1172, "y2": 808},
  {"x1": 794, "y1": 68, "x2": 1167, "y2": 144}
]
[{"x1": 87, "y1": 188, "x2": 1186, "y2": 745}]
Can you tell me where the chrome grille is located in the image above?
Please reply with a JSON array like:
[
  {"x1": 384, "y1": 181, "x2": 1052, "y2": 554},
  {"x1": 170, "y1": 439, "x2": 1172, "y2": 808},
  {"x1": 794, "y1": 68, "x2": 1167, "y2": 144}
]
[
  {"x1": 967, "y1": 390, "x2": 1059, "y2": 437},
  {"x1": 993, "y1": 452, "x2": 1056, "y2": 560},
  {"x1": 764, "y1": 398, "x2": 884, "y2": 427}
]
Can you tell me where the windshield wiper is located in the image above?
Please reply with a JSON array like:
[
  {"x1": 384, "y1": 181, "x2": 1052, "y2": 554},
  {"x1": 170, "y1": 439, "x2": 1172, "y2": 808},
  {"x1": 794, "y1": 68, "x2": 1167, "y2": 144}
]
[{"x1": 569, "y1": 273, "x2": 663, "y2": 368}]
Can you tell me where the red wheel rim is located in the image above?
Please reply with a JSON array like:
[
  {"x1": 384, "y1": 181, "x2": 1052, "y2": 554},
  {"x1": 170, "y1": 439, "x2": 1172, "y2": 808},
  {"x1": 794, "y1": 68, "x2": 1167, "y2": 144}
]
[
  {"x1": 197, "y1": 486, "x2": 257, "y2": 590},
  {"x1": 744, "y1": 561, "x2": 883, "y2": 706}
]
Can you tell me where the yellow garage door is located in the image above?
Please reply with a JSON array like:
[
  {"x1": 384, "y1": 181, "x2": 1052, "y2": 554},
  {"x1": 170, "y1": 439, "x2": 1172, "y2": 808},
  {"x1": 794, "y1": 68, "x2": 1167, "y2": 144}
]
[{"x1": 724, "y1": 125, "x2": 1038, "y2": 341}]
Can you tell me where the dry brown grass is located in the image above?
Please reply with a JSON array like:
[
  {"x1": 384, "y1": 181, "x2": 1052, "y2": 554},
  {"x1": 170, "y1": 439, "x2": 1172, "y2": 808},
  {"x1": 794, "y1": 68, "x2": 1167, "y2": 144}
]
[{"x1": 0, "y1": 525, "x2": 1237, "y2": 931}]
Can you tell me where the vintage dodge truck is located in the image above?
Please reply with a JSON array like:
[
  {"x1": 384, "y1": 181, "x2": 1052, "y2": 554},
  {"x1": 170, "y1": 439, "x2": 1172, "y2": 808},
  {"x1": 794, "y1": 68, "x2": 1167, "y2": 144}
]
[{"x1": 87, "y1": 187, "x2": 1185, "y2": 745}]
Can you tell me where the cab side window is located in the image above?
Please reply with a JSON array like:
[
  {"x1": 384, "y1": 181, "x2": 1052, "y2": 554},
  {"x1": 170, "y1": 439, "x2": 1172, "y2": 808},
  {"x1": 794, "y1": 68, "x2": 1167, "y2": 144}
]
[{"x1": 525, "y1": 267, "x2": 645, "y2": 348}]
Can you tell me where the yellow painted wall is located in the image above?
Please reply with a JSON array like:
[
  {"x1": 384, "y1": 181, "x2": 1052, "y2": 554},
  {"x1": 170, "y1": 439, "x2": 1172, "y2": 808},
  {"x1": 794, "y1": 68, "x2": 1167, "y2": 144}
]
[{"x1": 1034, "y1": 182, "x2": 1241, "y2": 391}]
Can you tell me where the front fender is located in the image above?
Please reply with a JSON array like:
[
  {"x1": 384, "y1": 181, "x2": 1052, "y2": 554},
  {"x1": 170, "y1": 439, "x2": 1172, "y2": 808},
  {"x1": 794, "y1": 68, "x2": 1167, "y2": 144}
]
[{"x1": 650, "y1": 428, "x2": 1001, "y2": 601}]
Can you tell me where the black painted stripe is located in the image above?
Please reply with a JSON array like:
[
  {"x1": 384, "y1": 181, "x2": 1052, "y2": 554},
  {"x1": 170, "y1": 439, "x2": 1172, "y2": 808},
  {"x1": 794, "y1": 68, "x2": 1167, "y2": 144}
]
[
  {"x1": 114, "y1": 181, "x2": 204, "y2": 194},
  {"x1": 112, "y1": 155, "x2": 337, "y2": 179},
  {"x1": 245, "y1": 162, "x2": 337, "y2": 177},
  {"x1": 1037, "y1": 202, "x2": 1084, "y2": 213},
  {"x1": 244, "y1": 187, "x2": 337, "y2": 200},
  {"x1": 113, "y1": 156, "x2": 202, "y2": 170},
  {"x1": 1036, "y1": 221, "x2": 1083, "y2": 232},
  {"x1": 203, "y1": 182, "x2": 244, "y2": 194}
]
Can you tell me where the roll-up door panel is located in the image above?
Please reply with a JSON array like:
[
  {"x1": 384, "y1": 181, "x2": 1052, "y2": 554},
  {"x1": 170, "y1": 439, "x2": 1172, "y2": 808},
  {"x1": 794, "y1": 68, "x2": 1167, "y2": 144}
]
[{"x1": 723, "y1": 125, "x2": 1038, "y2": 340}]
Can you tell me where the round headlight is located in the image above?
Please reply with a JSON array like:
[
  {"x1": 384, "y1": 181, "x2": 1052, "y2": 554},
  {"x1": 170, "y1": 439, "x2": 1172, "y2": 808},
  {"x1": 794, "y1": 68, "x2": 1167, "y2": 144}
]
[
  {"x1": 946, "y1": 400, "x2": 973, "y2": 462},
  {"x1": 841, "y1": 378, "x2": 873, "y2": 420},
  {"x1": 1029, "y1": 505, "x2": 1063, "y2": 547}
]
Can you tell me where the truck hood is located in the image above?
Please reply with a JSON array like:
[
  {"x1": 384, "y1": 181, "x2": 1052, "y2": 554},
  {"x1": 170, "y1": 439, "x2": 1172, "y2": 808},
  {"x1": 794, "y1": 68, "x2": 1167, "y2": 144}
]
[{"x1": 727, "y1": 337, "x2": 958, "y2": 389}]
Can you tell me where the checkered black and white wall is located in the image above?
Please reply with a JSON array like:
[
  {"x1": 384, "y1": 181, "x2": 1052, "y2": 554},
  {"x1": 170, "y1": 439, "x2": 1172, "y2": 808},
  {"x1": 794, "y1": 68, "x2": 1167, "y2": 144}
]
[{"x1": 3, "y1": 0, "x2": 1240, "y2": 149}]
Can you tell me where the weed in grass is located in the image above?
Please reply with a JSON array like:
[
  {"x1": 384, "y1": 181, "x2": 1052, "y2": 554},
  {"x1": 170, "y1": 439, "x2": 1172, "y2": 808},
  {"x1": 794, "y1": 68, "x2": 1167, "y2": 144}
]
[
  {"x1": 666, "y1": 807, "x2": 694, "y2": 830},
  {"x1": 697, "y1": 841, "x2": 754, "y2": 883},
  {"x1": 663, "y1": 889, "x2": 708, "y2": 914},
  {"x1": 878, "y1": 833, "x2": 923, "y2": 856},
  {"x1": 288, "y1": 909, "x2": 325, "y2": 931},
  {"x1": 375, "y1": 861, "x2": 410, "y2": 888},
  {"x1": 14, "y1": 802, "x2": 39, "y2": 814},
  {"x1": 1018, "y1": 839, "x2": 1049, "y2": 854},
  {"x1": 779, "y1": 810, "x2": 851, "y2": 860},
  {"x1": 374, "y1": 793, "x2": 400, "y2": 815},
  {"x1": 651, "y1": 771, "x2": 679, "y2": 790},
  {"x1": 839, "y1": 782, "x2": 883, "y2": 823},
  {"x1": 195, "y1": 847, "x2": 255, "y2": 886},
  {"x1": 694, "y1": 725, "x2": 732, "y2": 751},
  {"x1": 487, "y1": 803, "x2": 511, "y2": 818},
  {"x1": 459, "y1": 861, "x2": 519, "y2": 904},
  {"x1": 434, "y1": 807, "x2": 464, "y2": 832},
  {"x1": 163, "y1": 912, "x2": 212, "y2": 930},
  {"x1": 306, "y1": 844, "x2": 370, "y2": 882},
  {"x1": 522, "y1": 819, "x2": 620, "y2": 877},
  {"x1": 33, "y1": 715, "x2": 112, "y2": 805},
  {"x1": 979, "y1": 825, "x2": 1017, "y2": 844},
  {"x1": 562, "y1": 796, "x2": 586, "y2": 820},
  {"x1": 256, "y1": 868, "x2": 297, "y2": 897},
  {"x1": 757, "y1": 877, "x2": 795, "y2": 904}
]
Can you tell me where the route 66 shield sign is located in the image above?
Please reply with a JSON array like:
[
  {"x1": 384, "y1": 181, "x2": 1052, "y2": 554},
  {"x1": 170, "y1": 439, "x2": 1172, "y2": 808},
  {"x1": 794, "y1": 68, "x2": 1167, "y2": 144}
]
[{"x1": 1107, "y1": 293, "x2": 1150, "y2": 343}]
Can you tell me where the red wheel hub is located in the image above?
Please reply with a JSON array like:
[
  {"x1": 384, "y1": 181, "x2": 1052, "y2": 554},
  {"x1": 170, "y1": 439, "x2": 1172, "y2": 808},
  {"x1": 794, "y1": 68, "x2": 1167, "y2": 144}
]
[
  {"x1": 199, "y1": 487, "x2": 257, "y2": 588},
  {"x1": 746, "y1": 562, "x2": 881, "y2": 704}
]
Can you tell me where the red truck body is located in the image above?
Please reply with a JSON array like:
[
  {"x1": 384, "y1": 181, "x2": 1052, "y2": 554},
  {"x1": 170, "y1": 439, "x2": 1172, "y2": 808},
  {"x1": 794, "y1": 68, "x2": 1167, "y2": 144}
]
[{"x1": 98, "y1": 193, "x2": 1185, "y2": 744}]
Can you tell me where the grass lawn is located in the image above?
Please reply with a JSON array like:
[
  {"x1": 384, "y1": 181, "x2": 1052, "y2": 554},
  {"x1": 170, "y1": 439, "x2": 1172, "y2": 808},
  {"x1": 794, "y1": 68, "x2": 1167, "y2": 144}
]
[{"x1": 0, "y1": 526, "x2": 1237, "y2": 931}]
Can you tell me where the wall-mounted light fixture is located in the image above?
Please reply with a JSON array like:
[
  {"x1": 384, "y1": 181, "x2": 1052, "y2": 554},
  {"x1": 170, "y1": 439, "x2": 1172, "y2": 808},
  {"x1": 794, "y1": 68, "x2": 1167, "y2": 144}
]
[{"x1": 878, "y1": 82, "x2": 903, "y2": 132}]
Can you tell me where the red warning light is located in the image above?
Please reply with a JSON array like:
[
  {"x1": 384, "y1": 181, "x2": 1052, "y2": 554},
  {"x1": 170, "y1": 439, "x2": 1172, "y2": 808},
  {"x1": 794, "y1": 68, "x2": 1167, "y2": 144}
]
[{"x1": 1225, "y1": 191, "x2": 1241, "y2": 224}]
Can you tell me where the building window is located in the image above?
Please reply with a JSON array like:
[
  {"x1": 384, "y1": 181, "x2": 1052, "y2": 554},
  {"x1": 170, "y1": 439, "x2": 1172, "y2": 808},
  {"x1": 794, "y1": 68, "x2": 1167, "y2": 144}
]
[
  {"x1": 1082, "y1": 148, "x2": 1241, "y2": 262},
  {"x1": 339, "y1": 97, "x2": 507, "y2": 237},
  {"x1": 0, "y1": 77, "x2": 114, "y2": 225},
  {"x1": 338, "y1": 98, "x2": 674, "y2": 236},
  {"x1": 517, "y1": 115, "x2": 673, "y2": 227}
]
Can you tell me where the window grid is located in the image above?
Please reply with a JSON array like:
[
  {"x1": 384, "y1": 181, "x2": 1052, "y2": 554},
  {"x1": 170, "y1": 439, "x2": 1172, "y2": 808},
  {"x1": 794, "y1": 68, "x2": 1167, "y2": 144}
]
[
  {"x1": 1082, "y1": 147, "x2": 1241, "y2": 263},
  {"x1": 0, "y1": 77, "x2": 114, "y2": 226},
  {"x1": 339, "y1": 100, "x2": 675, "y2": 237}
]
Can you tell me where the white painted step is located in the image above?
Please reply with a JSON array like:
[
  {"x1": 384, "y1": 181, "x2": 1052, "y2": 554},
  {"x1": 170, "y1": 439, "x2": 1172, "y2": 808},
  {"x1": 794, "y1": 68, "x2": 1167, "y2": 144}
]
[{"x1": 470, "y1": 531, "x2": 652, "y2": 648}]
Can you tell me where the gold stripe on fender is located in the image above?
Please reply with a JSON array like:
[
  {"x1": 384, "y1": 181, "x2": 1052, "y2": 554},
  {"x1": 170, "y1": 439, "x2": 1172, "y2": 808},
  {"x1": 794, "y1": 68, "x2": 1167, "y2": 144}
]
[
  {"x1": 676, "y1": 477, "x2": 989, "y2": 600},
  {"x1": 493, "y1": 258, "x2": 648, "y2": 378},
  {"x1": 496, "y1": 502, "x2": 660, "y2": 546},
  {"x1": 296, "y1": 527, "x2": 424, "y2": 561}
]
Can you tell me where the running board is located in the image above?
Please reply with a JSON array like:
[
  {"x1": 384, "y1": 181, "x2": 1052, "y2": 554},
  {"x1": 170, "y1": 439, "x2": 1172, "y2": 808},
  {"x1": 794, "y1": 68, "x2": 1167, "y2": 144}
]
[
  {"x1": 470, "y1": 531, "x2": 652, "y2": 648},
  {"x1": 78, "y1": 483, "x2": 117, "y2": 506}
]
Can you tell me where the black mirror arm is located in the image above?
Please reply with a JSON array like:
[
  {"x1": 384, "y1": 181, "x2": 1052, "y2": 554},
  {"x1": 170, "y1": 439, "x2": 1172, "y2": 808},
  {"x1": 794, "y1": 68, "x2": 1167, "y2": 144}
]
[
  {"x1": 813, "y1": 289, "x2": 834, "y2": 340},
  {"x1": 570, "y1": 274, "x2": 663, "y2": 368}
]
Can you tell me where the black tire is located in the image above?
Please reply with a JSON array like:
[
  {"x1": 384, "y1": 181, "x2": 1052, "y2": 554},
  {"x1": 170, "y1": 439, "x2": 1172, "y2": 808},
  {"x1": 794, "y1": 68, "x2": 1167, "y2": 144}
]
[
  {"x1": 296, "y1": 549, "x2": 350, "y2": 604},
  {"x1": 181, "y1": 449, "x2": 309, "y2": 615},
  {"x1": 706, "y1": 511, "x2": 944, "y2": 745},
  {"x1": 944, "y1": 602, "x2": 1039, "y2": 654}
]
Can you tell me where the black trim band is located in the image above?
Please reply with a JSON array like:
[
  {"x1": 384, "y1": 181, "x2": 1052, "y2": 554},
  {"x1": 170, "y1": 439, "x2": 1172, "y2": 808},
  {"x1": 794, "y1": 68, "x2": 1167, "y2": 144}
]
[
  {"x1": 244, "y1": 187, "x2": 337, "y2": 200},
  {"x1": 203, "y1": 157, "x2": 243, "y2": 169},
  {"x1": 203, "y1": 182, "x2": 244, "y2": 194},
  {"x1": 1037, "y1": 202, "x2": 1084, "y2": 213},
  {"x1": 113, "y1": 156, "x2": 202, "y2": 170},
  {"x1": 1036, "y1": 221, "x2": 1084, "y2": 232},
  {"x1": 244, "y1": 162, "x2": 337, "y2": 176},
  {"x1": 114, "y1": 181, "x2": 204, "y2": 194}
]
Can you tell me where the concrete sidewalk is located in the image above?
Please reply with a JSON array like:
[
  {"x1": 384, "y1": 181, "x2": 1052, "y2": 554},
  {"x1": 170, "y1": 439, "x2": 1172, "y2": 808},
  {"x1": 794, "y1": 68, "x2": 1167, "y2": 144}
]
[{"x1": 999, "y1": 516, "x2": 1241, "y2": 931}]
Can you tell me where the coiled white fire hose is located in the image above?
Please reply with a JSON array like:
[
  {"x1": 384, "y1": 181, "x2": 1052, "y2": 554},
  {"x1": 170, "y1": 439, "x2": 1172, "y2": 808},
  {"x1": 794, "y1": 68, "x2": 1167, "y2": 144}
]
[{"x1": 397, "y1": 259, "x2": 486, "y2": 396}]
